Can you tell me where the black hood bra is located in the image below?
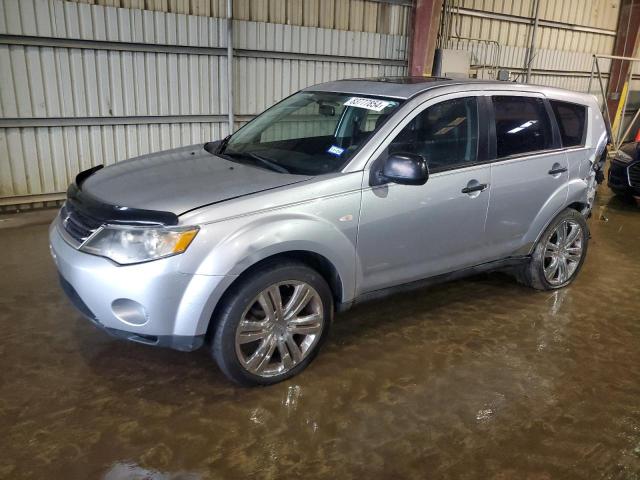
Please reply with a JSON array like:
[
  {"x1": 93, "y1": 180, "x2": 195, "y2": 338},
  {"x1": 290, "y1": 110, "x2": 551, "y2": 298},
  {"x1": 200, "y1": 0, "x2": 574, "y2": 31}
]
[{"x1": 68, "y1": 166, "x2": 179, "y2": 226}]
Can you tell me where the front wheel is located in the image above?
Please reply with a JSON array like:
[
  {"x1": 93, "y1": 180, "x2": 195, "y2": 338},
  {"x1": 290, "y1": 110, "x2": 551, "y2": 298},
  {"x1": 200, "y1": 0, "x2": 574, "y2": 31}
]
[
  {"x1": 211, "y1": 261, "x2": 333, "y2": 386},
  {"x1": 517, "y1": 208, "x2": 589, "y2": 290}
]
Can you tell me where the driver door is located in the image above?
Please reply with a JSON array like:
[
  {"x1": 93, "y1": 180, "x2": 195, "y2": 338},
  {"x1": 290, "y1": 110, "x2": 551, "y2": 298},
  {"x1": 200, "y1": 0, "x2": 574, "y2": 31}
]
[{"x1": 356, "y1": 93, "x2": 493, "y2": 295}]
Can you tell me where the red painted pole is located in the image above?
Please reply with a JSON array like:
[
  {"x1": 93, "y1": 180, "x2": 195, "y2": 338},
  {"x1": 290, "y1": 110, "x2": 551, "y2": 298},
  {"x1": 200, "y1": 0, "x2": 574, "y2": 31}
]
[
  {"x1": 409, "y1": 0, "x2": 444, "y2": 77},
  {"x1": 606, "y1": 0, "x2": 640, "y2": 124}
]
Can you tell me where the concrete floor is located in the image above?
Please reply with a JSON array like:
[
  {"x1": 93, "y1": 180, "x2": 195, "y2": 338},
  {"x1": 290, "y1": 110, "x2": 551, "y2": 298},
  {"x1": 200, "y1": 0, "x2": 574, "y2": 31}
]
[{"x1": 1, "y1": 187, "x2": 639, "y2": 480}]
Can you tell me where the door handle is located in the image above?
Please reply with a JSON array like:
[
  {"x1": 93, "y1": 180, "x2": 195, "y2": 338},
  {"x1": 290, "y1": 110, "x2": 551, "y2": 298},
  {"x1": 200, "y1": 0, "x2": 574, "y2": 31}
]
[
  {"x1": 461, "y1": 183, "x2": 488, "y2": 194},
  {"x1": 548, "y1": 167, "x2": 568, "y2": 175}
]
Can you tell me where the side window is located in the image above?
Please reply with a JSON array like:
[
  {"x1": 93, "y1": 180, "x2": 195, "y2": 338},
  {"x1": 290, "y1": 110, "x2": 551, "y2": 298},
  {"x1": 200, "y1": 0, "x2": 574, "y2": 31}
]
[
  {"x1": 388, "y1": 97, "x2": 479, "y2": 171},
  {"x1": 492, "y1": 96, "x2": 553, "y2": 158},
  {"x1": 550, "y1": 100, "x2": 587, "y2": 147}
]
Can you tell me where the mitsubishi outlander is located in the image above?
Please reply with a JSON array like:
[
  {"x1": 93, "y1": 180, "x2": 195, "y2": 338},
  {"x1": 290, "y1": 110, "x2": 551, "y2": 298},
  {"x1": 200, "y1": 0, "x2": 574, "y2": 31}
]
[{"x1": 50, "y1": 78, "x2": 608, "y2": 385}]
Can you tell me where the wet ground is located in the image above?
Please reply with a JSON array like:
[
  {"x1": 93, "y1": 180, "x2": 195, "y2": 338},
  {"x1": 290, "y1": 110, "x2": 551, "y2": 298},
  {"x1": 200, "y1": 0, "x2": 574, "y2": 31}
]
[{"x1": 1, "y1": 188, "x2": 639, "y2": 480}]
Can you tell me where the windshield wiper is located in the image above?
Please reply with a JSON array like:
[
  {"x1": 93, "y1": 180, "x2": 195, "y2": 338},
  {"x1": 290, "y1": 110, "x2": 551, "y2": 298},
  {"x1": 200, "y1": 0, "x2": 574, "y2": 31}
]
[
  {"x1": 245, "y1": 152, "x2": 290, "y2": 174},
  {"x1": 223, "y1": 151, "x2": 290, "y2": 174},
  {"x1": 217, "y1": 135, "x2": 231, "y2": 154},
  {"x1": 203, "y1": 135, "x2": 231, "y2": 156}
]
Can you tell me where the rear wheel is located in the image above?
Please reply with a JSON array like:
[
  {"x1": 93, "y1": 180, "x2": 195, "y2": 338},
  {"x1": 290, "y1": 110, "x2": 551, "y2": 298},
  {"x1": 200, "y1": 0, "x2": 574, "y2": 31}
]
[
  {"x1": 517, "y1": 208, "x2": 589, "y2": 290},
  {"x1": 211, "y1": 261, "x2": 333, "y2": 386}
]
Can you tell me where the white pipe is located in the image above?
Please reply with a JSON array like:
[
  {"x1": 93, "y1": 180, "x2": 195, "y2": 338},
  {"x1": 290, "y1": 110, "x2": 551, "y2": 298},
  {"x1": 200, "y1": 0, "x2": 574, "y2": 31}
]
[
  {"x1": 525, "y1": 0, "x2": 540, "y2": 84},
  {"x1": 226, "y1": 0, "x2": 234, "y2": 134}
]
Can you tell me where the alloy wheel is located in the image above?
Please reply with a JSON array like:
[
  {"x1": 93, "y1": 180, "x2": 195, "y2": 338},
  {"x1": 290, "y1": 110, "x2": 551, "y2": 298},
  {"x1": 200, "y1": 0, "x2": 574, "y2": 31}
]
[
  {"x1": 234, "y1": 281, "x2": 324, "y2": 377},
  {"x1": 543, "y1": 219, "x2": 583, "y2": 285}
]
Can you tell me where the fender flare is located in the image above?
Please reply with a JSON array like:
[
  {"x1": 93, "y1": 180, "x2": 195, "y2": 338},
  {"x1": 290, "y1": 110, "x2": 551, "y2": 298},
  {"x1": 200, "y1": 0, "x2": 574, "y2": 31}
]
[
  {"x1": 524, "y1": 178, "x2": 589, "y2": 253},
  {"x1": 185, "y1": 212, "x2": 358, "y2": 335}
]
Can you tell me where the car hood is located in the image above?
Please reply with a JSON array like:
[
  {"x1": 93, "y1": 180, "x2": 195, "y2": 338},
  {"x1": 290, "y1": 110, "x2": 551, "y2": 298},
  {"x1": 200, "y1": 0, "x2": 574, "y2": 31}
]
[{"x1": 81, "y1": 144, "x2": 313, "y2": 215}]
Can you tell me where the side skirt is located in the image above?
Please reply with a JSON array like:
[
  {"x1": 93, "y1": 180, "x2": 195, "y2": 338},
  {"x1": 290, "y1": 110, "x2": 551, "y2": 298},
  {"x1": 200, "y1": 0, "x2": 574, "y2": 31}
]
[{"x1": 337, "y1": 256, "x2": 530, "y2": 312}]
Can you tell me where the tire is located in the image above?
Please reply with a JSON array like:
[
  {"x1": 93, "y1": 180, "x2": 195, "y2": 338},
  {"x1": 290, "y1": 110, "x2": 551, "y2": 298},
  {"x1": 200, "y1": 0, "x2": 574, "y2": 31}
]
[
  {"x1": 211, "y1": 261, "x2": 333, "y2": 386},
  {"x1": 517, "y1": 208, "x2": 589, "y2": 291}
]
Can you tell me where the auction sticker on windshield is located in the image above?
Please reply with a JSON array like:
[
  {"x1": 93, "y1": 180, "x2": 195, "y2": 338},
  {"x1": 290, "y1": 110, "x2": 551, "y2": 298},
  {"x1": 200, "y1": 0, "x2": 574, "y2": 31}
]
[{"x1": 343, "y1": 97, "x2": 393, "y2": 112}]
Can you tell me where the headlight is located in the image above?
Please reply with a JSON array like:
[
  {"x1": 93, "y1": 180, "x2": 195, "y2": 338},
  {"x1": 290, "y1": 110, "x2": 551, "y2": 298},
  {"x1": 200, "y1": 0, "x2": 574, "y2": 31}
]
[{"x1": 80, "y1": 225, "x2": 199, "y2": 265}]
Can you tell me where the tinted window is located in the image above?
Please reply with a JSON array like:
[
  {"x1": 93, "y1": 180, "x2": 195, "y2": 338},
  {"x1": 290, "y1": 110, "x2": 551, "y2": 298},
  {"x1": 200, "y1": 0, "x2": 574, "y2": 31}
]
[
  {"x1": 550, "y1": 100, "x2": 586, "y2": 147},
  {"x1": 387, "y1": 97, "x2": 478, "y2": 171},
  {"x1": 493, "y1": 96, "x2": 552, "y2": 158}
]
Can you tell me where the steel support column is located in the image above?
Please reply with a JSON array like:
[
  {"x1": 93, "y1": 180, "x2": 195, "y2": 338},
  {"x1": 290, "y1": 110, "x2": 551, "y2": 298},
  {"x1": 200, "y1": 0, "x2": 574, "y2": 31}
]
[
  {"x1": 525, "y1": 0, "x2": 541, "y2": 83},
  {"x1": 605, "y1": 0, "x2": 640, "y2": 124},
  {"x1": 226, "y1": 0, "x2": 234, "y2": 133},
  {"x1": 409, "y1": 0, "x2": 443, "y2": 76}
]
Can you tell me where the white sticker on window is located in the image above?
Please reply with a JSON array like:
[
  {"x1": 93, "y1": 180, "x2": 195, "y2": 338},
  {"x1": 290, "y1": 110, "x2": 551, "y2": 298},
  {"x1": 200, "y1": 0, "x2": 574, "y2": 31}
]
[
  {"x1": 343, "y1": 97, "x2": 392, "y2": 112},
  {"x1": 327, "y1": 145, "x2": 345, "y2": 156}
]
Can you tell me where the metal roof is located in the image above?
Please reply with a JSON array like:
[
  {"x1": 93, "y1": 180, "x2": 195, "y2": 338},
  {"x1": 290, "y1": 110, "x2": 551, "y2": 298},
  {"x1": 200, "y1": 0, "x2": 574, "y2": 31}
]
[
  {"x1": 304, "y1": 77, "x2": 498, "y2": 99},
  {"x1": 304, "y1": 76, "x2": 596, "y2": 102}
]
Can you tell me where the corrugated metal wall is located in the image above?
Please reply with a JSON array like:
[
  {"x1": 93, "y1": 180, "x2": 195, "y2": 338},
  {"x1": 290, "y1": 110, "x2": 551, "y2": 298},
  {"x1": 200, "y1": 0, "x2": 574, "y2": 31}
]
[
  {"x1": 64, "y1": 0, "x2": 412, "y2": 35},
  {"x1": 443, "y1": 0, "x2": 620, "y2": 97},
  {"x1": 0, "y1": 0, "x2": 408, "y2": 205}
]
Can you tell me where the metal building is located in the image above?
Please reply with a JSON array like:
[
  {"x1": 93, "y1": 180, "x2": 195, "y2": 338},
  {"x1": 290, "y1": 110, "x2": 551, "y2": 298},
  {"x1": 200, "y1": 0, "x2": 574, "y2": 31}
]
[
  {"x1": 0, "y1": 0, "x2": 410, "y2": 207},
  {"x1": 0, "y1": 0, "x2": 635, "y2": 208}
]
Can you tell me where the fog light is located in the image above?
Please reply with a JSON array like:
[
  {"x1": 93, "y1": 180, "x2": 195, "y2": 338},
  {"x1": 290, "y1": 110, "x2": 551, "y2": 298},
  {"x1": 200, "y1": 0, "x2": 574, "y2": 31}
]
[{"x1": 111, "y1": 299, "x2": 149, "y2": 326}]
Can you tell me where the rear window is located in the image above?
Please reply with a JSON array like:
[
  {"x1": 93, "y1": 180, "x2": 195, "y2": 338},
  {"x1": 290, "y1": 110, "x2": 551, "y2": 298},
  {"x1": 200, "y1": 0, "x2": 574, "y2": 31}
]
[
  {"x1": 550, "y1": 100, "x2": 587, "y2": 147},
  {"x1": 492, "y1": 96, "x2": 553, "y2": 158}
]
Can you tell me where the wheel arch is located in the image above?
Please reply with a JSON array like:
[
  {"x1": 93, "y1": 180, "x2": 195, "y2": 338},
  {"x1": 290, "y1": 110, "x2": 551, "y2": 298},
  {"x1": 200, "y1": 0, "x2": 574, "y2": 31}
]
[
  {"x1": 566, "y1": 200, "x2": 590, "y2": 215},
  {"x1": 527, "y1": 201, "x2": 590, "y2": 256},
  {"x1": 232, "y1": 250, "x2": 344, "y2": 305},
  {"x1": 204, "y1": 250, "x2": 345, "y2": 339},
  {"x1": 523, "y1": 177, "x2": 590, "y2": 253},
  {"x1": 517, "y1": 206, "x2": 589, "y2": 290}
]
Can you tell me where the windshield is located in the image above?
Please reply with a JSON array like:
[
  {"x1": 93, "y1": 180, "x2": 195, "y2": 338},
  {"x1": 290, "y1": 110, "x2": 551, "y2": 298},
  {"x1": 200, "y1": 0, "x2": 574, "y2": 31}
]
[{"x1": 218, "y1": 91, "x2": 402, "y2": 175}]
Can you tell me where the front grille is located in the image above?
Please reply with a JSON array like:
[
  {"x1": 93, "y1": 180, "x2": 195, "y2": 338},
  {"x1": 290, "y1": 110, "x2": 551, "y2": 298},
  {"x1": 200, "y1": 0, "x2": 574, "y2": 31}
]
[
  {"x1": 60, "y1": 202, "x2": 103, "y2": 244},
  {"x1": 629, "y1": 162, "x2": 640, "y2": 187},
  {"x1": 608, "y1": 161, "x2": 628, "y2": 184}
]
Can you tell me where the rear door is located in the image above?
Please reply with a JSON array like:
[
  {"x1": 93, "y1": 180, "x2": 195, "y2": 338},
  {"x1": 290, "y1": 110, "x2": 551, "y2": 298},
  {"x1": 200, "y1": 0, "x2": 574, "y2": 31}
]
[
  {"x1": 484, "y1": 93, "x2": 568, "y2": 259},
  {"x1": 549, "y1": 99, "x2": 594, "y2": 203}
]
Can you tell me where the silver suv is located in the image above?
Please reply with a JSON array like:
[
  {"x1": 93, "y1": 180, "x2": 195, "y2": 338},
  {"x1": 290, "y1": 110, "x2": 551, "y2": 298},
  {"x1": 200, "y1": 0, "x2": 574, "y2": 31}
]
[{"x1": 50, "y1": 77, "x2": 608, "y2": 385}]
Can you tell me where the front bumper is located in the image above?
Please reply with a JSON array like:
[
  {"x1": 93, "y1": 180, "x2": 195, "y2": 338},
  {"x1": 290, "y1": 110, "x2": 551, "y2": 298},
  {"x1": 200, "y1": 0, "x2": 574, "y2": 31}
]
[
  {"x1": 57, "y1": 274, "x2": 203, "y2": 350},
  {"x1": 49, "y1": 216, "x2": 235, "y2": 351},
  {"x1": 608, "y1": 159, "x2": 640, "y2": 196}
]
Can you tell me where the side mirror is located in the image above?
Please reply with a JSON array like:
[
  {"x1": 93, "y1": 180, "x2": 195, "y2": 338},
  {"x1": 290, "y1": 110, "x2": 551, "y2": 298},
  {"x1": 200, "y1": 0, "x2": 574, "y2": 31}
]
[{"x1": 379, "y1": 153, "x2": 428, "y2": 186}]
